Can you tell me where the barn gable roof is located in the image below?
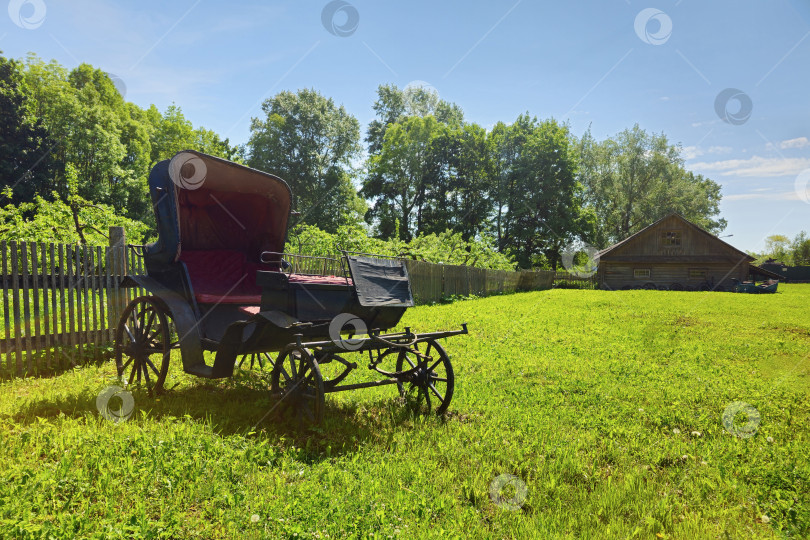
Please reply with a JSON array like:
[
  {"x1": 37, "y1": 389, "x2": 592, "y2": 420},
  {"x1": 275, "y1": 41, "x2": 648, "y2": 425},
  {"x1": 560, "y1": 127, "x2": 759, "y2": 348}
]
[{"x1": 597, "y1": 213, "x2": 753, "y2": 261}]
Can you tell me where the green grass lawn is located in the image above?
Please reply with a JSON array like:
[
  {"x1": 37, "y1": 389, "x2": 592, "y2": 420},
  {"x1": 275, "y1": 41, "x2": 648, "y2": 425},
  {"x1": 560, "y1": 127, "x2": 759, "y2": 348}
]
[{"x1": 1, "y1": 286, "x2": 808, "y2": 539}]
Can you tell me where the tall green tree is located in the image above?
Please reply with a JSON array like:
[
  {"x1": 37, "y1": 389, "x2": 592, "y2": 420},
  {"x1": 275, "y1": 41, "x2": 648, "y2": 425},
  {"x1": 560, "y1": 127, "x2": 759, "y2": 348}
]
[
  {"x1": 495, "y1": 116, "x2": 591, "y2": 269},
  {"x1": 792, "y1": 231, "x2": 810, "y2": 265},
  {"x1": 364, "y1": 115, "x2": 443, "y2": 240},
  {"x1": 247, "y1": 89, "x2": 364, "y2": 232},
  {"x1": 0, "y1": 53, "x2": 54, "y2": 205},
  {"x1": 578, "y1": 124, "x2": 726, "y2": 248},
  {"x1": 419, "y1": 122, "x2": 493, "y2": 240},
  {"x1": 365, "y1": 83, "x2": 463, "y2": 156}
]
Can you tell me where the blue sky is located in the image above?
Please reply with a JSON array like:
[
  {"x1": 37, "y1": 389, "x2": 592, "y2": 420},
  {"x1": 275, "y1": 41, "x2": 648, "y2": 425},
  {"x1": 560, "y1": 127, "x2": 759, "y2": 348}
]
[{"x1": 3, "y1": 0, "x2": 809, "y2": 252}]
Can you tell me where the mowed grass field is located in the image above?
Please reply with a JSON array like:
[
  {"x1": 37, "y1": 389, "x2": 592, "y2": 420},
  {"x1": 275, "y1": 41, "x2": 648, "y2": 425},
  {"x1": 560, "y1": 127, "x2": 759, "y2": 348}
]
[{"x1": 1, "y1": 285, "x2": 808, "y2": 539}]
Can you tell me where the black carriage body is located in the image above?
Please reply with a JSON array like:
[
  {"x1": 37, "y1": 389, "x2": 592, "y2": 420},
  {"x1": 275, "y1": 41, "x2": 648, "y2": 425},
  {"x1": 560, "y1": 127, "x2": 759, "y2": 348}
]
[{"x1": 133, "y1": 151, "x2": 412, "y2": 378}]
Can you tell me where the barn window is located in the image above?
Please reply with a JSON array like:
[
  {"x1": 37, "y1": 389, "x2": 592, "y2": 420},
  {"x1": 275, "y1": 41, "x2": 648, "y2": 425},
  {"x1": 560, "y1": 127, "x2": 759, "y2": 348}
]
[
  {"x1": 662, "y1": 230, "x2": 682, "y2": 247},
  {"x1": 689, "y1": 269, "x2": 707, "y2": 280},
  {"x1": 634, "y1": 269, "x2": 651, "y2": 279}
]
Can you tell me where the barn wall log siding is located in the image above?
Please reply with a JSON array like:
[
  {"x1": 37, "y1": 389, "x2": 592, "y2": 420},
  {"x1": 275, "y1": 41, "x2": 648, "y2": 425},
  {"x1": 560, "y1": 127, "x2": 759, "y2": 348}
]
[
  {"x1": 0, "y1": 229, "x2": 554, "y2": 376},
  {"x1": 598, "y1": 214, "x2": 753, "y2": 290}
]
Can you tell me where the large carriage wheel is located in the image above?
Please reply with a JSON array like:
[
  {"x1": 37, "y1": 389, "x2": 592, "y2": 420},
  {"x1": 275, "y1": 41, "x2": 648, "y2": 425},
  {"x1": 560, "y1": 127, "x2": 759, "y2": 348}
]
[
  {"x1": 396, "y1": 339, "x2": 455, "y2": 416},
  {"x1": 270, "y1": 346, "x2": 325, "y2": 425},
  {"x1": 114, "y1": 296, "x2": 172, "y2": 396}
]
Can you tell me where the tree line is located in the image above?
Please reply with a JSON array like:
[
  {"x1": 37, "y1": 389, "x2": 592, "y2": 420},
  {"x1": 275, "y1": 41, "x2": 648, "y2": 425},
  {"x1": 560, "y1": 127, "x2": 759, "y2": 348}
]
[
  {"x1": 754, "y1": 233, "x2": 810, "y2": 266},
  {"x1": 2, "y1": 53, "x2": 726, "y2": 270}
]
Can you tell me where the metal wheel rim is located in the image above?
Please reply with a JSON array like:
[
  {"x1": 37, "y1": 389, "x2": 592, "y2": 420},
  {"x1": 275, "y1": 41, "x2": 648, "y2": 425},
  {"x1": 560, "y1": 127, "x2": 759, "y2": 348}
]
[
  {"x1": 395, "y1": 340, "x2": 455, "y2": 415},
  {"x1": 270, "y1": 347, "x2": 325, "y2": 425},
  {"x1": 114, "y1": 296, "x2": 171, "y2": 396}
]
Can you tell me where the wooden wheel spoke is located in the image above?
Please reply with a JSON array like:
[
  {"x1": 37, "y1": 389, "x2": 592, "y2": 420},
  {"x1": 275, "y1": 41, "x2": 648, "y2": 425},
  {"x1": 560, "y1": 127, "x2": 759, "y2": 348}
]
[
  {"x1": 127, "y1": 361, "x2": 137, "y2": 386},
  {"x1": 402, "y1": 353, "x2": 417, "y2": 369},
  {"x1": 142, "y1": 309, "x2": 157, "y2": 340},
  {"x1": 427, "y1": 358, "x2": 443, "y2": 373},
  {"x1": 120, "y1": 357, "x2": 133, "y2": 374},
  {"x1": 134, "y1": 307, "x2": 148, "y2": 338},
  {"x1": 144, "y1": 357, "x2": 161, "y2": 378},
  {"x1": 431, "y1": 376, "x2": 448, "y2": 382},
  {"x1": 427, "y1": 382, "x2": 444, "y2": 401},
  {"x1": 142, "y1": 361, "x2": 153, "y2": 388},
  {"x1": 123, "y1": 323, "x2": 137, "y2": 344}
]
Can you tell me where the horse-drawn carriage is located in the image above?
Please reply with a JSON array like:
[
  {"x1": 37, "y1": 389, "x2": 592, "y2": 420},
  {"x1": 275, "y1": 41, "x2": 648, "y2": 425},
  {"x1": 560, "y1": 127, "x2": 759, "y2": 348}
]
[{"x1": 115, "y1": 151, "x2": 467, "y2": 423}]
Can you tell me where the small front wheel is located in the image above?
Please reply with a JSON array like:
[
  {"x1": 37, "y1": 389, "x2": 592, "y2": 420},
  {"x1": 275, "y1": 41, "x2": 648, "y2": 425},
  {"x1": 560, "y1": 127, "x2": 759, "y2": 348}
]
[
  {"x1": 270, "y1": 346, "x2": 325, "y2": 425},
  {"x1": 114, "y1": 296, "x2": 173, "y2": 395},
  {"x1": 396, "y1": 340, "x2": 455, "y2": 415}
]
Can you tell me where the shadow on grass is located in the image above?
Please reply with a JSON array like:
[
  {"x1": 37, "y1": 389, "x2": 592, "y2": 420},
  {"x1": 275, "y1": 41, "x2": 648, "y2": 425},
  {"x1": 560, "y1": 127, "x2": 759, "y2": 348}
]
[
  {"x1": 6, "y1": 370, "x2": 451, "y2": 462},
  {"x1": 0, "y1": 345, "x2": 113, "y2": 382}
]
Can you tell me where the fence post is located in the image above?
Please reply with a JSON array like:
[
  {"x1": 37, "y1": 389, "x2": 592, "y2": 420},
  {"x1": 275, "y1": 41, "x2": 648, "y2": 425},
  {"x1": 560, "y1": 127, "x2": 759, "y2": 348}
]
[{"x1": 108, "y1": 227, "x2": 126, "y2": 331}]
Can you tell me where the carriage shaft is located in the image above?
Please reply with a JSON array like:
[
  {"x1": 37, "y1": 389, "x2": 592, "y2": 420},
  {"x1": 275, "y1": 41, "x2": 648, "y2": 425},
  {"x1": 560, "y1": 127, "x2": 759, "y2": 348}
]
[{"x1": 325, "y1": 378, "x2": 400, "y2": 393}]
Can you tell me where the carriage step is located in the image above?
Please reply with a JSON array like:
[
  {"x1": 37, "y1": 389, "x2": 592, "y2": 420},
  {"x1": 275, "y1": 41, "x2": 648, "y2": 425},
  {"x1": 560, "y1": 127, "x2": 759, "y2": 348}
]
[{"x1": 184, "y1": 363, "x2": 226, "y2": 379}]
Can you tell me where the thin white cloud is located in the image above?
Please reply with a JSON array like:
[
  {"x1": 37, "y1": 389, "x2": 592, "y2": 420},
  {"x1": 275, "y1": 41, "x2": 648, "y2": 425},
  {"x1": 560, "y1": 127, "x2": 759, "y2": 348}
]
[
  {"x1": 690, "y1": 156, "x2": 810, "y2": 177},
  {"x1": 724, "y1": 191, "x2": 802, "y2": 201},
  {"x1": 780, "y1": 136, "x2": 810, "y2": 149},
  {"x1": 682, "y1": 146, "x2": 702, "y2": 160},
  {"x1": 682, "y1": 145, "x2": 733, "y2": 160}
]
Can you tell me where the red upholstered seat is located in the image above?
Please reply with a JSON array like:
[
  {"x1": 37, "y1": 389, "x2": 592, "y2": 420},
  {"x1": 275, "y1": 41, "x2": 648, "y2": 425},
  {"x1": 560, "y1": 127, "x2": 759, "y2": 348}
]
[
  {"x1": 180, "y1": 249, "x2": 351, "y2": 306},
  {"x1": 180, "y1": 250, "x2": 265, "y2": 305}
]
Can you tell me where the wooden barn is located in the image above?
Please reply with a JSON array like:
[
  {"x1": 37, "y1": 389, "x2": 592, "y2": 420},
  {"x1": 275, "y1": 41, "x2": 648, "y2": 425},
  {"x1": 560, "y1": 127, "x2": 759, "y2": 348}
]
[{"x1": 596, "y1": 213, "x2": 781, "y2": 291}]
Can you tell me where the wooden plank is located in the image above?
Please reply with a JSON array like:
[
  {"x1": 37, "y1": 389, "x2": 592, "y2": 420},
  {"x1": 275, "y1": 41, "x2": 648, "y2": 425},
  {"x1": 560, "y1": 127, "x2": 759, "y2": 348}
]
[
  {"x1": 30, "y1": 242, "x2": 41, "y2": 371},
  {"x1": 20, "y1": 241, "x2": 34, "y2": 373},
  {"x1": 92, "y1": 246, "x2": 100, "y2": 360},
  {"x1": 10, "y1": 242, "x2": 22, "y2": 376},
  {"x1": 1, "y1": 241, "x2": 10, "y2": 377},
  {"x1": 42, "y1": 243, "x2": 52, "y2": 371},
  {"x1": 82, "y1": 245, "x2": 90, "y2": 353},
  {"x1": 58, "y1": 244, "x2": 66, "y2": 367},
  {"x1": 104, "y1": 245, "x2": 113, "y2": 342},
  {"x1": 66, "y1": 245, "x2": 76, "y2": 365}
]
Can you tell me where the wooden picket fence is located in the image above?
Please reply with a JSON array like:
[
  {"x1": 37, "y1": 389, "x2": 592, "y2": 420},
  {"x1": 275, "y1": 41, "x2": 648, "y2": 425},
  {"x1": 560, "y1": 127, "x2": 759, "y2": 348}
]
[
  {"x1": 405, "y1": 261, "x2": 554, "y2": 304},
  {"x1": 0, "y1": 229, "x2": 554, "y2": 378}
]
